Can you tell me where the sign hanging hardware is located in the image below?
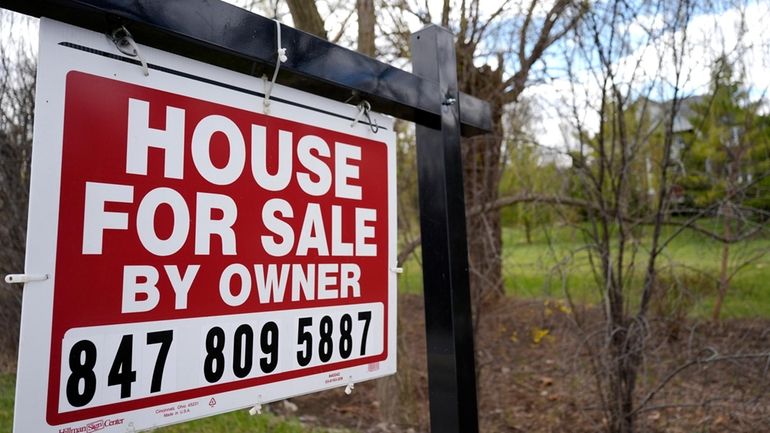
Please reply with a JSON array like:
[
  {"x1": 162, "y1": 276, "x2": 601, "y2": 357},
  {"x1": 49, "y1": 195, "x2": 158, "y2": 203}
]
[
  {"x1": 262, "y1": 19, "x2": 288, "y2": 114},
  {"x1": 5, "y1": 273, "x2": 48, "y2": 284},
  {"x1": 248, "y1": 395, "x2": 264, "y2": 416},
  {"x1": 109, "y1": 26, "x2": 149, "y2": 76},
  {"x1": 351, "y1": 100, "x2": 379, "y2": 133},
  {"x1": 344, "y1": 376, "x2": 355, "y2": 395}
]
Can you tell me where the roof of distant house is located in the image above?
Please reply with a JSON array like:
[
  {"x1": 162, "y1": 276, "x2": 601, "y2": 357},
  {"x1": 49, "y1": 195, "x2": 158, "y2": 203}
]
[{"x1": 640, "y1": 95, "x2": 707, "y2": 134}]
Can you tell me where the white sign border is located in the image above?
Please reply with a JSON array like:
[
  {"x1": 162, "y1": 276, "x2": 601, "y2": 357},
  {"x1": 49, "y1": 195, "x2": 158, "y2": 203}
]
[{"x1": 14, "y1": 18, "x2": 397, "y2": 433}]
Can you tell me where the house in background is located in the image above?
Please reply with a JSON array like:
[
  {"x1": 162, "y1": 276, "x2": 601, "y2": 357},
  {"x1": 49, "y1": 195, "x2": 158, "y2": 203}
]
[{"x1": 635, "y1": 95, "x2": 707, "y2": 206}]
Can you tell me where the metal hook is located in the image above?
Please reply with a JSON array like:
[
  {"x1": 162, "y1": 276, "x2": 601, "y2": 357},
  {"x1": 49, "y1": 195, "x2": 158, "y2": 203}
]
[
  {"x1": 109, "y1": 26, "x2": 149, "y2": 76},
  {"x1": 350, "y1": 100, "x2": 379, "y2": 133},
  {"x1": 263, "y1": 20, "x2": 288, "y2": 114},
  {"x1": 248, "y1": 402, "x2": 263, "y2": 415},
  {"x1": 248, "y1": 395, "x2": 264, "y2": 415},
  {"x1": 344, "y1": 376, "x2": 355, "y2": 395}
]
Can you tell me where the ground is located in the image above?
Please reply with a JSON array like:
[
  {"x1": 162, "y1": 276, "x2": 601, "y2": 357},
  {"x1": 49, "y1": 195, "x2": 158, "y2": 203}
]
[
  {"x1": 2, "y1": 294, "x2": 769, "y2": 432},
  {"x1": 288, "y1": 294, "x2": 770, "y2": 433}
]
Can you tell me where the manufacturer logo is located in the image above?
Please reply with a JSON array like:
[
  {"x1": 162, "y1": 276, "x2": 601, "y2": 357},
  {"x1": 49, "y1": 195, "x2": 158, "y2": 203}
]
[
  {"x1": 208, "y1": 398, "x2": 217, "y2": 408},
  {"x1": 58, "y1": 418, "x2": 124, "y2": 433}
]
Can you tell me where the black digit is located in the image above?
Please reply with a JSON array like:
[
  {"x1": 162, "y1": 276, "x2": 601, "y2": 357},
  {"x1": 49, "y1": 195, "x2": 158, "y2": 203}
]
[
  {"x1": 339, "y1": 314, "x2": 353, "y2": 359},
  {"x1": 358, "y1": 311, "x2": 371, "y2": 356},
  {"x1": 319, "y1": 316, "x2": 333, "y2": 362},
  {"x1": 66, "y1": 340, "x2": 97, "y2": 407},
  {"x1": 204, "y1": 327, "x2": 225, "y2": 383},
  {"x1": 233, "y1": 324, "x2": 254, "y2": 378},
  {"x1": 108, "y1": 335, "x2": 136, "y2": 399},
  {"x1": 260, "y1": 321, "x2": 279, "y2": 373},
  {"x1": 147, "y1": 330, "x2": 173, "y2": 393},
  {"x1": 297, "y1": 317, "x2": 313, "y2": 367}
]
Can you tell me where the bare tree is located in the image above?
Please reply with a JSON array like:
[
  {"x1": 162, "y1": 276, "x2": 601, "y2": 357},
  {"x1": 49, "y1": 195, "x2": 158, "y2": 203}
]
[
  {"x1": 370, "y1": 0, "x2": 586, "y2": 309},
  {"x1": 0, "y1": 11, "x2": 36, "y2": 370},
  {"x1": 556, "y1": 0, "x2": 770, "y2": 431},
  {"x1": 562, "y1": 0, "x2": 695, "y2": 430},
  {"x1": 285, "y1": 0, "x2": 328, "y2": 39},
  {"x1": 452, "y1": 1, "x2": 587, "y2": 302},
  {"x1": 356, "y1": 0, "x2": 376, "y2": 57}
]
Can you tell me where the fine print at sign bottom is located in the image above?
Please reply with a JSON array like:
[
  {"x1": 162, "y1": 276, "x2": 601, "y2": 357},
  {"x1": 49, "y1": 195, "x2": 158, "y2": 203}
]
[{"x1": 58, "y1": 303, "x2": 383, "y2": 412}]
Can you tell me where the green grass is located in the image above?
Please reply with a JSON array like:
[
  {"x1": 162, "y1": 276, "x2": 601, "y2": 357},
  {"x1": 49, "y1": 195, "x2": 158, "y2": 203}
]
[
  {"x1": 1, "y1": 375, "x2": 14, "y2": 433},
  {"x1": 398, "y1": 222, "x2": 770, "y2": 319},
  {"x1": 0, "y1": 374, "x2": 349, "y2": 433},
  {"x1": 399, "y1": 247, "x2": 424, "y2": 295},
  {"x1": 154, "y1": 410, "x2": 341, "y2": 433}
]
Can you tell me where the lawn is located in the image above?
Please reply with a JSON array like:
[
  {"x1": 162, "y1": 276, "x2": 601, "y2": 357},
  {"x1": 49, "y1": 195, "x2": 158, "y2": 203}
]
[
  {"x1": 0, "y1": 373, "x2": 348, "y2": 433},
  {"x1": 1, "y1": 375, "x2": 13, "y2": 433},
  {"x1": 151, "y1": 410, "x2": 341, "y2": 433},
  {"x1": 399, "y1": 222, "x2": 770, "y2": 319}
]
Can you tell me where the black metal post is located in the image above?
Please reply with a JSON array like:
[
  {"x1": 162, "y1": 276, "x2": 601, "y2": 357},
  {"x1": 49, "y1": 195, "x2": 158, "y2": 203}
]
[{"x1": 411, "y1": 25, "x2": 479, "y2": 433}]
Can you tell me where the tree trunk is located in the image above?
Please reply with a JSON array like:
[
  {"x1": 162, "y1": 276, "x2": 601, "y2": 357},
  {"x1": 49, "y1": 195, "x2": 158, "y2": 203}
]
[
  {"x1": 462, "y1": 106, "x2": 504, "y2": 298},
  {"x1": 605, "y1": 267, "x2": 638, "y2": 433},
  {"x1": 458, "y1": 56, "x2": 506, "y2": 299},
  {"x1": 285, "y1": 0, "x2": 327, "y2": 39},
  {"x1": 356, "y1": 0, "x2": 375, "y2": 57},
  {"x1": 713, "y1": 204, "x2": 733, "y2": 322},
  {"x1": 609, "y1": 325, "x2": 638, "y2": 433},
  {"x1": 713, "y1": 152, "x2": 738, "y2": 322},
  {"x1": 523, "y1": 216, "x2": 532, "y2": 244}
]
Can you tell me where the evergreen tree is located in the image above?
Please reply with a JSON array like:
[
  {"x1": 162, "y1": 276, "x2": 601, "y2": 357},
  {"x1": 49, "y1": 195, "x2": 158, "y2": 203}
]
[
  {"x1": 679, "y1": 55, "x2": 770, "y2": 320},
  {"x1": 681, "y1": 56, "x2": 770, "y2": 213}
]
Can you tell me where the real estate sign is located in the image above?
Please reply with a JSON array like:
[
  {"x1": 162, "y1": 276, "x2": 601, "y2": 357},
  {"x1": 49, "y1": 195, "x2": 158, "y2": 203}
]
[{"x1": 14, "y1": 18, "x2": 396, "y2": 433}]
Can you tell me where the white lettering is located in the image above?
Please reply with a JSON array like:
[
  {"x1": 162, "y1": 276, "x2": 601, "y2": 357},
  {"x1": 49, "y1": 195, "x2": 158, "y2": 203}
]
[
  {"x1": 219, "y1": 263, "x2": 251, "y2": 306},
  {"x1": 122, "y1": 265, "x2": 160, "y2": 313},
  {"x1": 355, "y1": 208, "x2": 377, "y2": 256},
  {"x1": 340, "y1": 263, "x2": 361, "y2": 298},
  {"x1": 296, "y1": 203, "x2": 329, "y2": 256},
  {"x1": 165, "y1": 264, "x2": 199, "y2": 310},
  {"x1": 334, "y1": 142, "x2": 361, "y2": 200},
  {"x1": 251, "y1": 126, "x2": 293, "y2": 191},
  {"x1": 126, "y1": 98, "x2": 185, "y2": 179},
  {"x1": 297, "y1": 135, "x2": 331, "y2": 196},
  {"x1": 136, "y1": 187, "x2": 190, "y2": 256},
  {"x1": 255, "y1": 264, "x2": 289, "y2": 303},
  {"x1": 194, "y1": 192, "x2": 237, "y2": 255},
  {"x1": 291, "y1": 264, "x2": 315, "y2": 301},
  {"x1": 331, "y1": 205, "x2": 353, "y2": 256},
  {"x1": 317, "y1": 263, "x2": 339, "y2": 300},
  {"x1": 191, "y1": 115, "x2": 245, "y2": 185},
  {"x1": 261, "y1": 198, "x2": 294, "y2": 256},
  {"x1": 82, "y1": 182, "x2": 133, "y2": 254}
]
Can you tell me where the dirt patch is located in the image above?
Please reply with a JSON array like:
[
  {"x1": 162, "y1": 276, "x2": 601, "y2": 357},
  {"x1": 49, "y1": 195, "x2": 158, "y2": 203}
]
[
  {"x1": 282, "y1": 294, "x2": 770, "y2": 433},
  {"x1": 3, "y1": 293, "x2": 768, "y2": 432}
]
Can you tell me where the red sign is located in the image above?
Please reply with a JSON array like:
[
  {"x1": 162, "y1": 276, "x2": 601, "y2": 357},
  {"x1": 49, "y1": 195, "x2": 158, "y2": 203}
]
[{"x1": 15, "y1": 19, "x2": 396, "y2": 433}]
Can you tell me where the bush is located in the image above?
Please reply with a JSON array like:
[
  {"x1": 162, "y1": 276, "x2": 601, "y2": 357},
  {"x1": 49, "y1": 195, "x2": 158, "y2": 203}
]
[{"x1": 651, "y1": 268, "x2": 713, "y2": 339}]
